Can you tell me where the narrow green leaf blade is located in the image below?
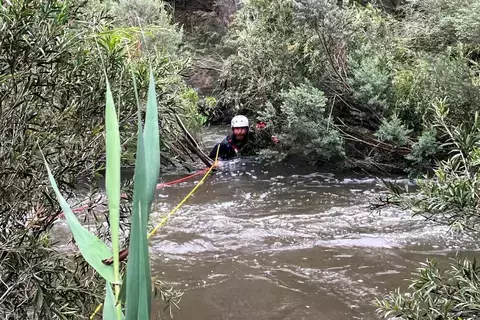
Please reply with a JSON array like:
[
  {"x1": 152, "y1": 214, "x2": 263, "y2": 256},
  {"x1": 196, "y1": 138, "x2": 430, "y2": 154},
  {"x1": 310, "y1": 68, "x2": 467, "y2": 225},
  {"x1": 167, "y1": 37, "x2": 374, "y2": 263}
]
[
  {"x1": 42, "y1": 157, "x2": 114, "y2": 283},
  {"x1": 103, "y1": 282, "x2": 118, "y2": 320},
  {"x1": 143, "y1": 68, "x2": 161, "y2": 213},
  {"x1": 137, "y1": 204, "x2": 151, "y2": 320},
  {"x1": 125, "y1": 109, "x2": 151, "y2": 319},
  {"x1": 105, "y1": 80, "x2": 121, "y2": 292},
  {"x1": 118, "y1": 272, "x2": 127, "y2": 305}
]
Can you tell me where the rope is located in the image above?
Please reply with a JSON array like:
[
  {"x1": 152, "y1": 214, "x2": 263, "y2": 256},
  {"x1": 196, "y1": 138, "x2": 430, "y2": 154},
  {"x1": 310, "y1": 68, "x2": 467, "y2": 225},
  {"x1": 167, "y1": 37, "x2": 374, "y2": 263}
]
[
  {"x1": 148, "y1": 146, "x2": 219, "y2": 239},
  {"x1": 155, "y1": 167, "x2": 209, "y2": 189},
  {"x1": 90, "y1": 303, "x2": 103, "y2": 320},
  {"x1": 89, "y1": 146, "x2": 219, "y2": 319},
  {"x1": 59, "y1": 167, "x2": 210, "y2": 219}
]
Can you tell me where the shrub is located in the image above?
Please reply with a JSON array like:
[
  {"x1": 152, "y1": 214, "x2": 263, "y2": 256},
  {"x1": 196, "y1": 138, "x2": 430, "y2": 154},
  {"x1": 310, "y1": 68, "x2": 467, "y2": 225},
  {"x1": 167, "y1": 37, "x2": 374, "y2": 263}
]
[
  {"x1": 392, "y1": 54, "x2": 480, "y2": 130},
  {"x1": 405, "y1": 128, "x2": 441, "y2": 174},
  {"x1": 384, "y1": 101, "x2": 480, "y2": 229},
  {"x1": 376, "y1": 258, "x2": 480, "y2": 320},
  {"x1": 348, "y1": 53, "x2": 393, "y2": 114},
  {"x1": 110, "y1": 0, "x2": 184, "y2": 53},
  {"x1": 347, "y1": 4, "x2": 397, "y2": 115},
  {"x1": 398, "y1": 0, "x2": 480, "y2": 51},
  {"x1": 0, "y1": 0, "x2": 197, "y2": 317},
  {"x1": 219, "y1": 0, "x2": 302, "y2": 113},
  {"x1": 375, "y1": 114, "x2": 412, "y2": 147},
  {"x1": 257, "y1": 83, "x2": 345, "y2": 163},
  {"x1": 0, "y1": 2, "x2": 112, "y2": 316},
  {"x1": 376, "y1": 102, "x2": 480, "y2": 319}
]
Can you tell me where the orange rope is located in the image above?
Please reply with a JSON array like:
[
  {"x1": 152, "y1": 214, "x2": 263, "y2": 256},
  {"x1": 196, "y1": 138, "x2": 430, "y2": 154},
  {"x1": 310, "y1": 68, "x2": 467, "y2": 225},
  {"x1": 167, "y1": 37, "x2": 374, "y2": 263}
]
[{"x1": 155, "y1": 167, "x2": 209, "y2": 189}]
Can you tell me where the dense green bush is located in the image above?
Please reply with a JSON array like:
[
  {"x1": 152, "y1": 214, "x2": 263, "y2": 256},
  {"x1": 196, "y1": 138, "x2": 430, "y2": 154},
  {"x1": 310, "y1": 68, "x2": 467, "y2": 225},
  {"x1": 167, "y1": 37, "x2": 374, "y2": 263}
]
[
  {"x1": 257, "y1": 83, "x2": 345, "y2": 163},
  {"x1": 376, "y1": 101, "x2": 480, "y2": 319},
  {"x1": 386, "y1": 101, "x2": 480, "y2": 229},
  {"x1": 0, "y1": 0, "x2": 198, "y2": 317},
  {"x1": 0, "y1": 1, "x2": 110, "y2": 316},
  {"x1": 346, "y1": 4, "x2": 397, "y2": 117},
  {"x1": 219, "y1": 0, "x2": 303, "y2": 112},
  {"x1": 375, "y1": 114, "x2": 412, "y2": 147},
  {"x1": 392, "y1": 54, "x2": 480, "y2": 130},
  {"x1": 218, "y1": 0, "x2": 480, "y2": 171},
  {"x1": 405, "y1": 128, "x2": 441, "y2": 173},
  {"x1": 398, "y1": 0, "x2": 480, "y2": 51}
]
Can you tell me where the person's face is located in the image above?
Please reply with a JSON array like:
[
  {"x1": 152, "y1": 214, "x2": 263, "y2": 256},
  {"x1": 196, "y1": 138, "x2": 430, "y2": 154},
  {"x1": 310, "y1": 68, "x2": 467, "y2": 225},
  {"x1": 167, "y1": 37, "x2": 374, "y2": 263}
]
[{"x1": 232, "y1": 127, "x2": 248, "y2": 140}]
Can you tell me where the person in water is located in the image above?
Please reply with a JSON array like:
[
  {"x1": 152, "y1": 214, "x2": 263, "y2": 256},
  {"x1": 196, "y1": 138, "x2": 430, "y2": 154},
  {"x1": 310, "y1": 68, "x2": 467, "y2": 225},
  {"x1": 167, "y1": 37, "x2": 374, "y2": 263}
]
[{"x1": 209, "y1": 115, "x2": 279, "y2": 160}]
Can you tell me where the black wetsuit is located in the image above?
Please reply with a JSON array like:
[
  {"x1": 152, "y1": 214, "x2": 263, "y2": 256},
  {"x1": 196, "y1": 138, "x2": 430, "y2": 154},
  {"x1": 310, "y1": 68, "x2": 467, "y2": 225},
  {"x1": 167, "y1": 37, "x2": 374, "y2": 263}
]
[{"x1": 208, "y1": 132, "x2": 254, "y2": 160}]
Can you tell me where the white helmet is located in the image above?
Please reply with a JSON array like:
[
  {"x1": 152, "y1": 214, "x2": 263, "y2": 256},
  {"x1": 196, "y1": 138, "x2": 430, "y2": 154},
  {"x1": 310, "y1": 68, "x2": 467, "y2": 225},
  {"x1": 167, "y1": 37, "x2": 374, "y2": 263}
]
[{"x1": 231, "y1": 115, "x2": 249, "y2": 128}]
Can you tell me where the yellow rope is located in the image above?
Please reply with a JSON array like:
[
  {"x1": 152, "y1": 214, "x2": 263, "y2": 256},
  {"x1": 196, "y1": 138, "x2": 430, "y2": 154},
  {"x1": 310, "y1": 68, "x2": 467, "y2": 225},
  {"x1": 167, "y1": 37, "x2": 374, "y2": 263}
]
[
  {"x1": 90, "y1": 303, "x2": 103, "y2": 320},
  {"x1": 90, "y1": 146, "x2": 219, "y2": 319},
  {"x1": 148, "y1": 145, "x2": 219, "y2": 239}
]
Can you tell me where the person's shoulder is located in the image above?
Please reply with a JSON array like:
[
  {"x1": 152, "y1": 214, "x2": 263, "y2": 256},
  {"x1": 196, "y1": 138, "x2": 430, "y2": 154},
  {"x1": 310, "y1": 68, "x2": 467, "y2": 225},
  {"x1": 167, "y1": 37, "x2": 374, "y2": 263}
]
[{"x1": 221, "y1": 133, "x2": 234, "y2": 144}]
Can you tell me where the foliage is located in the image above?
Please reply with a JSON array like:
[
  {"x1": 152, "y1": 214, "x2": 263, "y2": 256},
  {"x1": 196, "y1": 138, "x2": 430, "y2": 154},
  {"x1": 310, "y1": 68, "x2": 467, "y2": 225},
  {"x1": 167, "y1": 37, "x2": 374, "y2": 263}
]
[
  {"x1": 0, "y1": 1, "x2": 109, "y2": 317},
  {"x1": 405, "y1": 128, "x2": 441, "y2": 174},
  {"x1": 347, "y1": 4, "x2": 396, "y2": 115},
  {"x1": 349, "y1": 53, "x2": 392, "y2": 114},
  {"x1": 43, "y1": 69, "x2": 160, "y2": 319},
  {"x1": 376, "y1": 101, "x2": 480, "y2": 319},
  {"x1": 376, "y1": 258, "x2": 480, "y2": 320},
  {"x1": 398, "y1": 0, "x2": 480, "y2": 51},
  {"x1": 385, "y1": 101, "x2": 480, "y2": 230},
  {"x1": 219, "y1": 0, "x2": 301, "y2": 112},
  {"x1": 392, "y1": 53, "x2": 480, "y2": 130},
  {"x1": 0, "y1": 0, "x2": 197, "y2": 318},
  {"x1": 218, "y1": 0, "x2": 480, "y2": 170},
  {"x1": 109, "y1": 0, "x2": 184, "y2": 54},
  {"x1": 0, "y1": 237, "x2": 102, "y2": 319},
  {"x1": 257, "y1": 83, "x2": 345, "y2": 163},
  {"x1": 375, "y1": 114, "x2": 412, "y2": 147}
]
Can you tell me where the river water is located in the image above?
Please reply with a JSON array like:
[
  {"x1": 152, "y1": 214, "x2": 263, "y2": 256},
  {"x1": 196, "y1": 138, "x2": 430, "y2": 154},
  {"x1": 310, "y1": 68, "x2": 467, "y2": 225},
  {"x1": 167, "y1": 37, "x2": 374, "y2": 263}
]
[
  {"x1": 52, "y1": 126, "x2": 479, "y2": 319},
  {"x1": 145, "y1": 127, "x2": 479, "y2": 320}
]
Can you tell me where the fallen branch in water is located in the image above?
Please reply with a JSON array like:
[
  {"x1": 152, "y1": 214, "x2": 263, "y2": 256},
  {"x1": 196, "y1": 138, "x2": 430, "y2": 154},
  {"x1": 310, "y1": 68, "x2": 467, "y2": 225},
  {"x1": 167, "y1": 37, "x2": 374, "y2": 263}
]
[{"x1": 174, "y1": 114, "x2": 214, "y2": 168}]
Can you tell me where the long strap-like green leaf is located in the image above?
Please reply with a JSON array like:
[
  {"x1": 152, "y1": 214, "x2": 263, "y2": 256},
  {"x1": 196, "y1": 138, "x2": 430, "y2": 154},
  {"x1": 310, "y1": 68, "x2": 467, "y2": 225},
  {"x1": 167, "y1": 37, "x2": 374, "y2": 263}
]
[
  {"x1": 143, "y1": 68, "x2": 161, "y2": 216},
  {"x1": 105, "y1": 79, "x2": 122, "y2": 318},
  {"x1": 103, "y1": 282, "x2": 121, "y2": 320},
  {"x1": 125, "y1": 93, "x2": 151, "y2": 320},
  {"x1": 42, "y1": 156, "x2": 115, "y2": 283}
]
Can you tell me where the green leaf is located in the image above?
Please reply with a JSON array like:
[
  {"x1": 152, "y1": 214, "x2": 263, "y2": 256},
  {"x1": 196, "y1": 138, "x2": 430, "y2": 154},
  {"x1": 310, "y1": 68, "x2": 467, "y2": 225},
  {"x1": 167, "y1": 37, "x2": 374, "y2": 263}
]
[
  {"x1": 125, "y1": 98, "x2": 151, "y2": 319},
  {"x1": 42, "y1": 156, "x2": 114, "y2": 283},
  {"x1": 105, "y1": 80, "x2": 122, "y2": 296},
  {"x1": 143, "y1": 68, "x2": 161, "y2": 213},
  {"x1": 118, "y1": 272, "x2": 128, "y2": 305},
  {"x1": 103, "y1": 282, "x2": 118, "y2": 320}
]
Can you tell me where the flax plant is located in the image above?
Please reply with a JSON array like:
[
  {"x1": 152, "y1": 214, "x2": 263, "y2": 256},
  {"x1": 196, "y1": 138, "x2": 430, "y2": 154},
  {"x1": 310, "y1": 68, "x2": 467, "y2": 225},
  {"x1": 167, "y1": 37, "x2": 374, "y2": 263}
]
[{"x1": 41, "y1": 67, "x2": 160, "y2": 319}]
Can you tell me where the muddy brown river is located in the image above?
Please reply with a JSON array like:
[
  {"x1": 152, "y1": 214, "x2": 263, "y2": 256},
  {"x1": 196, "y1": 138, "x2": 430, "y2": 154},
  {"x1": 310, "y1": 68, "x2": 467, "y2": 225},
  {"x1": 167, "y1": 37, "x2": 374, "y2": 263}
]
[
  {"x1": 144, "y1": 127, "x2": 479, "y2": 320},
  {"x1": 54, "y1": 126, "x2": 479, "y2": 319}
]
